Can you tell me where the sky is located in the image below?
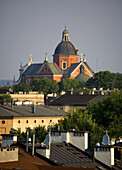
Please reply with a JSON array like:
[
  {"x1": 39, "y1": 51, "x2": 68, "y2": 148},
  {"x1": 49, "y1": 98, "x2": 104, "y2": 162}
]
[{"x1": 0, "y1": 0, "x2": 122, "y2": 80}]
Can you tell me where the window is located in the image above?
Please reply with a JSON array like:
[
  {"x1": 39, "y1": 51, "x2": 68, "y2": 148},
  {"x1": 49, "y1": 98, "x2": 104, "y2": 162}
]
[
  {"x1": 44, "y1": 67, "x2": 47, "y2": 71},
  {"x1": 26, "y1": 120, "x2": 28, "y2": 123},
  {"x1": 42, "y1": 120, "x2": 44, "y2": 123},
  {"x1": 63, "y1": 62, "x2": 66, "y2": 69},
  {"x1": 50, "y1": 120, "x2": 52, "y2": 123},
  {"x1": 18, "y1": 120, "x2": 20, "y2": 123},
  {"x1": 7, "y1": 148, "x2": 9, "y2": 151},
  {"x1": 2, "y1": 121, "x2": 5, "y2": 124},
  {"x1": 58, "y1": 120, "x2": 60, "y2": 122},
  {"x1": 34, "y1": 120, "x2": 36, "y2": 123}
]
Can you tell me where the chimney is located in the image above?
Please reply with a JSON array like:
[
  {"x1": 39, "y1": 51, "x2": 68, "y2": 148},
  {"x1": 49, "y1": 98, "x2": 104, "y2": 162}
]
[
  {"x1": 31, "y1": 104, "x2": 36, "y2": 113},
  {"x1": 32, "y1": 131, "x2": 35, "y2": 156},
  {"x1": 26, "y1": 129, "x2": 29, "y2": 152}
]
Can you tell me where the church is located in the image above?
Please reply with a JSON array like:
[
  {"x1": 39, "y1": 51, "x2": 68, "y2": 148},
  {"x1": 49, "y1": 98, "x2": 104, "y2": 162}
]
[{"x1": 15, "y1": 26, "x2": 94, "y2": 85}]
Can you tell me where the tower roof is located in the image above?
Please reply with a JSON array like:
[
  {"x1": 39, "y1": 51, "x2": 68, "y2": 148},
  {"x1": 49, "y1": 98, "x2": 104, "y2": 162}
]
[
  {"x1": 54, "y1": 41, "x2": 77, "y2": 56},
  {"x1": 53, "y1": 26, "x2": 77, "y2": 56}
]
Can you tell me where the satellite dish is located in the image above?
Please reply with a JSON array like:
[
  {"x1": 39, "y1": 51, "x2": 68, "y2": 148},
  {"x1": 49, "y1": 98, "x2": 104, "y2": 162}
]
[
  {"x1": 45, "y1": 134, "x2": 50, "y2": 147},
  {"x1": 102, "y1": 134, "x2": 110, "y2": 145}
]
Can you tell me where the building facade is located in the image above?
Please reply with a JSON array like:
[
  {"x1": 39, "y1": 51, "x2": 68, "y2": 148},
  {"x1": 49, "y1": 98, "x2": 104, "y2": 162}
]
[{"x1": 15, "y1": 26, "x2": 94, "y2": 85}]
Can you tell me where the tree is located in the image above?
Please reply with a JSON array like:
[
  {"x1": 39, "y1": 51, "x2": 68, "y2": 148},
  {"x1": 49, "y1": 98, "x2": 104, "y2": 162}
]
[
  {"x1": 86, "y1": 71, "x2": 121, "y2": 90},
  {"x1": 87, "y1": 92, "x2": 122, "y2": 137},
  {"x1": 10, "y1": 126, "x2": 48, "y2": 143},
  {"x1": 0, "y1": 94, "x2": 11, "y2": 105},
  {"x1": 31, "y1": 78, "x2": 59, "y2": 94},
  {"x1": 13, "y1": 83, "x2": 30, "y2": 93},
  {"x1": 31, "y1": 78, "x2": 41, "y2": 91},
  {"x1": 54, "y1": 109, "x2": 104, "y2": 152},
  {"x1": 58, "y1": 78, "x2": 86, "y2": 93}
]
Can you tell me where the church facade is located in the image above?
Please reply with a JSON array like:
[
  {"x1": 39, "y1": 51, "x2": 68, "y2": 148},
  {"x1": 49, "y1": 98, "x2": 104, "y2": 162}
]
[{"x1": 15, "y1": 27, "x2": 94, "y2": 85}]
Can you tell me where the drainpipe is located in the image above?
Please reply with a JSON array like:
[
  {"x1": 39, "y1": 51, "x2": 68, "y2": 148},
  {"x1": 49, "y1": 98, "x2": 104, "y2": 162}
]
[
  {"x1": 32, "y1": 131, "x2": 35, "y2": 156},
  {"x1": 26, "y1": 129, "x2": 29, "y2": 152}
]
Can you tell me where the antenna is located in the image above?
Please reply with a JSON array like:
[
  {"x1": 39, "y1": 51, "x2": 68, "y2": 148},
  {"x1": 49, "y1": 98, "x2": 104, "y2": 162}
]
[
  {"x1": 102, "y1": 130, "x2": 110, "y2": 145},
  {"x1": 96, "y1": 56, "x2": 98, "y2": 73}
]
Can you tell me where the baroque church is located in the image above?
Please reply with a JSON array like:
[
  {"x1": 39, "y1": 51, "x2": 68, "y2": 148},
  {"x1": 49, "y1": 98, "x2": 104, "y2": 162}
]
[{"x1": 15, "y1": 26, "x2": 94, "y2": 85}]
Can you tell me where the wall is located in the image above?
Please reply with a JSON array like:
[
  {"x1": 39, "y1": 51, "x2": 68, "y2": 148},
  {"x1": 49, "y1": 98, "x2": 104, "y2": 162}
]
[
  {"x1": 69, "y1": 132, "x2": 88, "y2": 151},
  {"x1": 13, "y1": 116, "x2": 63, "y2": 132},
  {"x1": 49, "y1": 105, "x2": 87, "y2": 113},
  {"x1": 94, "y1": 147, "x2": 114, "y2": 167},
  {"x1": 36, "y1": 148, "x2": 50, "y2": 159},
  {"x1": 51, "y1": 131, "x2": 88, "y2": 151},
  {"x1": 0, "y1": 147, "x2": 18, "y2": 162},
  {"x1": 0, "y1": 119, "x2": 13, "y2": 142},
  {"x1": 10, "y1": 93, "x2": 44, "y2": 105}
]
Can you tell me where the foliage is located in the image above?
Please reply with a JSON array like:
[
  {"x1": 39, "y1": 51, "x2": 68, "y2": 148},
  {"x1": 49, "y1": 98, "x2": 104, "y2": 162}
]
[
  {"x1": 10, "y1": 126, "x2": 48, "y2": 143},
  {"x1": 87, "y1": 92, "x2": 122, "y2": 137},
  {"x1": 31, "y1": 78, "x2": 59, "y2": 94},
  {"x1": 54, "y1": 109, "x2": 104, "y2": 152},
  {"x1": 0, "y1": 94, "x2": 11, "y2": 105},
  {"x1": 86, "y1": 71, "x2": 122, "y2": 90},
  {"x1": 0, "y1": 85, "x2": 12, "y2": 90},
  {"x1": 13, "y1": 83, "x2": 30, "y2": 93},
  {"x1": 58, "y1": 78, "x2": 87, "y2": 93}
]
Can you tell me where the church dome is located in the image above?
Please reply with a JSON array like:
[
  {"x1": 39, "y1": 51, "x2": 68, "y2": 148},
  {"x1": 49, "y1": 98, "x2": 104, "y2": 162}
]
[
  {"x1": 54, "y1": 26, "x2": 77, "y2": 56},
  {"x1": 54, "y1": 41, "x2": 76, "y2": 56}
]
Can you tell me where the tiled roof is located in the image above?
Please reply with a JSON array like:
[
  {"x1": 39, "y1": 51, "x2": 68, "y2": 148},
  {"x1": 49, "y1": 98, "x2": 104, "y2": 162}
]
[
  {"x1": 23, "y1": 63, "x2": 42, "y2": 75},
  {"x1": 64, "y1": 63, "x2": 79, "y2": 74},
  {"x1": 47, "y1": 63, "x2": 64, "y2": 75},
  {"x1": 84, "y1": 62, "x2": 94, "y2": 74},
  {"x1": 50, "y1": 142, "x2": 104, "y2": 168},
  {"x1": 0, "y1": 105, "x2": 67, "y2": 118},
  {"x1": 50, "y1": 94, "x2": 107, "y2": 106},
  {"x1": 0, "y1": 146, "x2": 51, "y2": 169}
]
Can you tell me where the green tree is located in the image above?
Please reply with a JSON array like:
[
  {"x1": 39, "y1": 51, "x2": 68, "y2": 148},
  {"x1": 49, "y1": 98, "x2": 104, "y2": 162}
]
[
  {"x1": 87, "y1": 92, "x2": 122, "y2": 137},
  {"x1": 58, "y1": 78, "x2": 86, "y2": 93},
  {"x1": 10, "y1": 126, "x2": 48, "y2": 143},
  {"x1": 31, "y1": 78, "x2": 59, "y2": 94},
  {"x1": 86, "y1": 71, "x2": 121, "y2": 90},
  {"x1": 0, "y1": 94, "x2": 11, "y2": 105},
  {"x1": 13, "y1": 83, "x2": 30, "y2": 93},
  {"x1": 31, "y1": 78, "x2": 41, "y2": 91},
  {"x1": 54, "y1": 109, "x2": 104, "y2": 151}
]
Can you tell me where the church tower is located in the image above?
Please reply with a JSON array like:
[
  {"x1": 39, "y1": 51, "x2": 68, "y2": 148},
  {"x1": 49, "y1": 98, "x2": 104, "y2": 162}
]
[{"x1": 53, "y1": 26, "x2": 79, "y2": 70}]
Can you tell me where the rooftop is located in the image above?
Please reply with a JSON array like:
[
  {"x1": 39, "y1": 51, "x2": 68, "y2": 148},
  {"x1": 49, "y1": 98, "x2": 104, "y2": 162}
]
[
  {"x1": 50, "y1": 94, "x2": 107, "y2": 106},
  {"x1": 50, "y1": 142, "x2": 105, "y2": 169},
  {"x1": 0, "y1": 105, "x2": 67, "y2": 119}
]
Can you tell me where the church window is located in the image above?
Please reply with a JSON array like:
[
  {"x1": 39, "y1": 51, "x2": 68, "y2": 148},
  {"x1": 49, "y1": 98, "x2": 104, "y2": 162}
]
[
  {"x1": 18, "y1": 120, "x2": 20, "y2": 123},
  {"x1": 62, "y1": 61, "x2": 67, "y2": 69}
]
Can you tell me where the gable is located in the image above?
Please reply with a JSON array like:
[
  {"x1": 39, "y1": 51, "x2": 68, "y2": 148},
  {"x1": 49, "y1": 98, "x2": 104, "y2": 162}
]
[
  {"x1": 37, "y1": 63, "x2": 53, "y2": 75},
  {"x1": 71, "y1": 62, "x2": 94, "y2": 77}
]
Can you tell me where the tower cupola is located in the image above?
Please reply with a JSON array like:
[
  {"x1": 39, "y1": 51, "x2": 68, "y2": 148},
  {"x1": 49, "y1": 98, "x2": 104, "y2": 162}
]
[{"x1": 62, "y1": 25, "x2": 70, "y2": 42}]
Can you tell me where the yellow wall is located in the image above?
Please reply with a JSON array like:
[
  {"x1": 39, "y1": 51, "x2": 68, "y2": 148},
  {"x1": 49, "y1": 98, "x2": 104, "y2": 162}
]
[{"x1": 0, "y1": 119, "x2": 13, "y2": 142}]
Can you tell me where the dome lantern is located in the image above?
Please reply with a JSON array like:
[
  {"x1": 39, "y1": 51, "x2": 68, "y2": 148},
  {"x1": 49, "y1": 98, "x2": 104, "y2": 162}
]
[{"x1": 62, "y1": 25, "x2": 70, "y2": 42}]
